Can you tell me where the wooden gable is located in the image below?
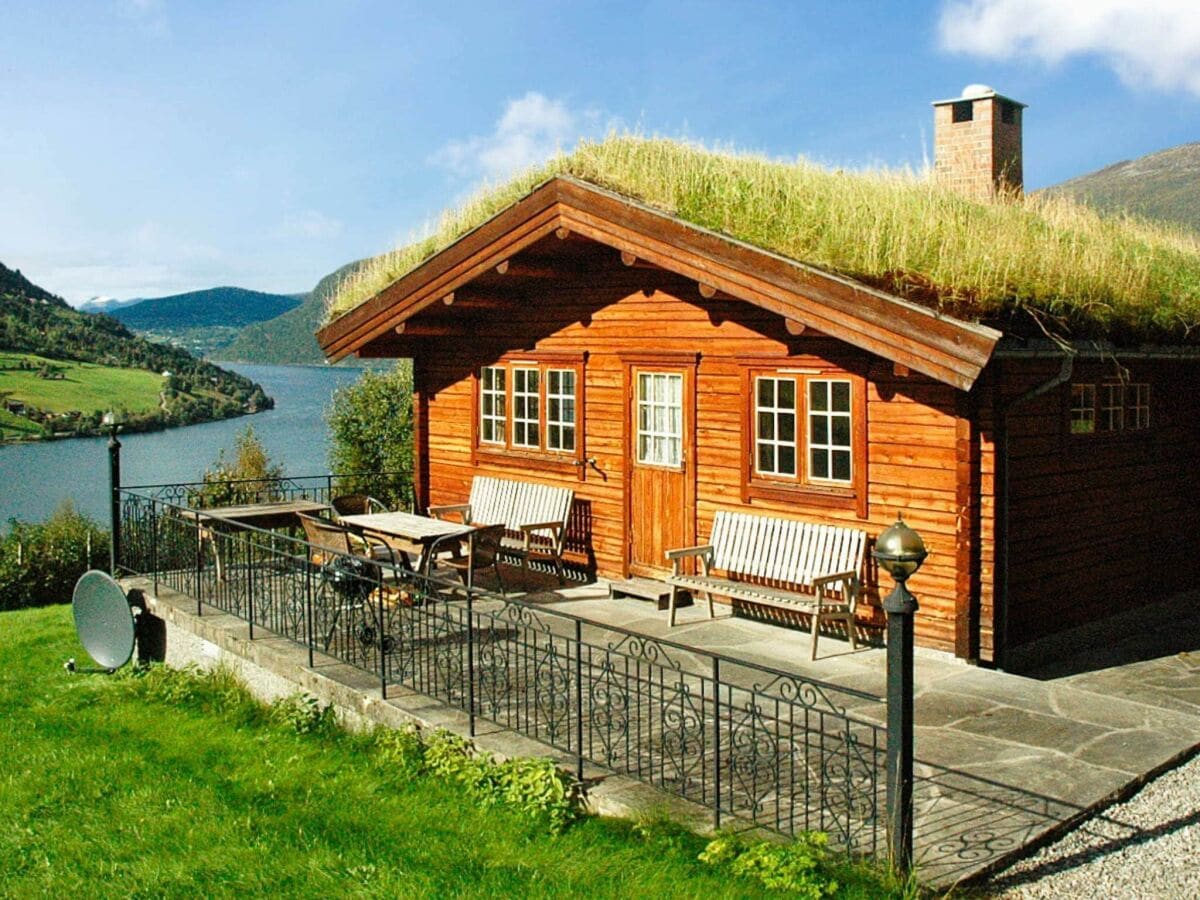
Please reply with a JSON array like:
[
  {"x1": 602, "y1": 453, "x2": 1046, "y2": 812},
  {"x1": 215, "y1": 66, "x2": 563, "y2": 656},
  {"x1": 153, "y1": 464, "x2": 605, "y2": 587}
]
[{"x1": 317, "y1": 177, "x2": 1001, "y2": 390}]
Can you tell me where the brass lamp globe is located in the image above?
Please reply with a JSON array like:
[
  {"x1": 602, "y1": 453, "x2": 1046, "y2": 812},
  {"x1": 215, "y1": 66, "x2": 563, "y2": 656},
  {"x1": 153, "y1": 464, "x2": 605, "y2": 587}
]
[{"x1": 873, "y1": 514, "x2": 928, "y2": 581}]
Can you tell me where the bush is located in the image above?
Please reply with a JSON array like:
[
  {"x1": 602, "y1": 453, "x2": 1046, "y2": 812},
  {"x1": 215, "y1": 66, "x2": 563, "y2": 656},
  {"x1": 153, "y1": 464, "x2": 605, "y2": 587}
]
[
  {"x1": 187, "y1": 425, "x2": 284, "y2": 508},
  {"x1": 0, "y1": 502, "x2": 108, "y2": 610},
  {"x1": 326, "y1": 363, "x2": 414, "y2": 509},
  {"x1": 699, "y1": 832, "x2": 840, "y2": 896}
]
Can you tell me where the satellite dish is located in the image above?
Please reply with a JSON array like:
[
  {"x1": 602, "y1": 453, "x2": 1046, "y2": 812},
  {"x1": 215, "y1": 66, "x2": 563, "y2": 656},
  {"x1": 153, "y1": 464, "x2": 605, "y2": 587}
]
[{"x1": 70, "y1": 570, "x2": 137, "y2": 672}]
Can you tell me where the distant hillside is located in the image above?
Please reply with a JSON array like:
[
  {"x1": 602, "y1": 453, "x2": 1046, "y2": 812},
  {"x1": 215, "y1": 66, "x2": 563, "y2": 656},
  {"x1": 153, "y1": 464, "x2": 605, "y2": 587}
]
[
  {"x1": 111, "y1": 286, "x2": 302, "y2": 330},
  {"x1": 78, "y1": 296, "x2": 141, "y2": 313},
  {"x1": 0, "y1": 262, "x2": 272, "y2": 440},
  {"x1": 1049, "y1": 142, "x2": 1200, "y2": 234},
  {"x1": 223, "y1": 261, "x2": 367, "y2": 365}
]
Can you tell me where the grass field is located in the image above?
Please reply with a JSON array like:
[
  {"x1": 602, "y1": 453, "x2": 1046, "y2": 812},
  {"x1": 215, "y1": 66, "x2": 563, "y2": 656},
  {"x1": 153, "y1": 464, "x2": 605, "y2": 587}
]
[
  {"x1": 0, "y1": 406, "x2": 44, "y2": 440},
  {"x1": 0, "y1": 605, "x2": 906, "y2": 897},
  {"x1": 0, "y1": 353, "x2": 164, "y2": 415}
]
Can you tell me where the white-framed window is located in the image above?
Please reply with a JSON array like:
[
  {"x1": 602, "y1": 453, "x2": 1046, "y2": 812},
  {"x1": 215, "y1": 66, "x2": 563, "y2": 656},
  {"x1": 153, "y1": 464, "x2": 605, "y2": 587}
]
[
  {"x1": 754, "y1": 376, "x2": 797, "y2": 477},
  {"x1": 1129, "y1": 384, "x2": 1150, "y2": 430},
  {"x1": 1070, "y1": 384, "x2": 1096, "y2": 435},
  {"x1": 636, "y1": 371, "x2": 683, "y2": 467},
  {"x1": 808, "y1": 379, "x2": 853, "y2": 484},
  {"x1": 480, "y1": 366, "x2": 506, "y2": 445},
  {"x1": 1100, "y1": 383, "x2": 1124, "y2": 432},
  {"x1": 546, "y1": 369, "x2": 576, "y2": 452},
  {"x1": 511, "y1": 367, "x2": 540, "y2": 448}
]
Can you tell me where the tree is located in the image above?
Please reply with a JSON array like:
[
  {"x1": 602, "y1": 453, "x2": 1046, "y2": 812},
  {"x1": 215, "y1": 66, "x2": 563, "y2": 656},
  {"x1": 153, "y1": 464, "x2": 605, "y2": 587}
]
[
  {"x1": 326, "y1": 363, "x2": 414, "y2": 508},
  {"x1": 189, "y1": 425, "x2": 285, "y2": 507}
]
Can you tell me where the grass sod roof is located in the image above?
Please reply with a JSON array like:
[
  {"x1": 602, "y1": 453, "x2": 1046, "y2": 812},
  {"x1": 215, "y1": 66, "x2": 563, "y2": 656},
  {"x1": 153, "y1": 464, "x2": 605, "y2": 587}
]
[{"x1": 326, "y1": 136, "x2": 1200, "y2": 345}]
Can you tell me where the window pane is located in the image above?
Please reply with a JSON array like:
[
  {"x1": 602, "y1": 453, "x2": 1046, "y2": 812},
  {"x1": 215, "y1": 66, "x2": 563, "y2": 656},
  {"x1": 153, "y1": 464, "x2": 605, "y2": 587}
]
[
  {"x1": 562, "y1": 399, "x2": 575, "y2": 422},
  {"x1": 779, "y1": 412, "x2": 795, "y2": 443},
  {"x1": 832, "y1": 416, "x2": 851, "y2": 446},
  {"x1": 832, "y1": 450, "x2": 851, "y2": 482},
  {"x1": 758, "y1": 411, "x2": 774, "y2": 440},
  {"x1": 667, "y1": 438, "x2": 681, "y2": 466},
  {"x1": 810, "y1": 382, "x2": 828, "y2": 412},
  {"x1": 561, "y1": 429, "x2": 574, "y2": 451},
  {"x1": 811, "y1": 415, "x2": 829, "y2": 445},
  {"x1": 832, "y1": 381, "x2": 851, "y2": 411},
  {"x1": 779, "y1": 379, "x2": 795, "y2": 408},
  {"x1": 758, "y1": 444, "x2": 774, "y2": 473},
  {"x1": 758, "y1": 378, "x2": 773, "y2": 407},
  {"x1": 779, "y1": 444, "x2": 796, "y2": 476},
  {"x1": 548, "y1": 424, "x2": 560, "y2": 447},
  {"x1": 811, "y1": 449, "x2": 828, "y2": 480}
]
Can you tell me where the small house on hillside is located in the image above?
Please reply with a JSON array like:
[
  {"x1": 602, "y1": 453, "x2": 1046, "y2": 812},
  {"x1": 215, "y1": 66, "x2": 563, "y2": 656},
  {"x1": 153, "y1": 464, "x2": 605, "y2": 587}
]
[{"x1": 317, "y1": 88, "x2": 1200, "y2": 671}]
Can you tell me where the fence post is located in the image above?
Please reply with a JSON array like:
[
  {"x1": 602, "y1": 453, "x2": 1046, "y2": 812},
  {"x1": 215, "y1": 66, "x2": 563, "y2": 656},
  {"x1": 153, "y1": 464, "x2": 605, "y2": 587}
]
[
  {"x1": 712, "y1": 656, "x2": 722, "y2": 830},
  {"x1": 378, "y1": 567, "x2": 387, "y2": 700},
  {"x1": 467, "y1": 588, "x2": 476, "y2": 738},
  {"x1": 246, "y1": 536, "x2": 255, "y2": 640},
  {"x1": 194, "y1": 518, "x2": 203, "y2": 617},
  {"x1": 107, "y1": 426, "x2": 121, "y2": 575},
  {"x1": 305, "y1": 554, "x2": 315, "y2": 669},
  {"x1": 575, "y1": 619, "x2": 584, "y2": 783},
  {"x1": 150, "y1": 501, "x2": 159, "y2": 595}
]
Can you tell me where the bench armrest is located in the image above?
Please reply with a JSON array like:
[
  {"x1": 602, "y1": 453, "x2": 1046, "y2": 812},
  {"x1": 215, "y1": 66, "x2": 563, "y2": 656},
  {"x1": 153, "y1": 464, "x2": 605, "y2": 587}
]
[
  {"x1": 665, "y1": 543, "x2": 714, "y2": 577},
  {"x1": 519, "y1": 520, "x2": 565, "y2": 553},
  {"x1": 811, "y1": 569, "x2": 861, "y2": 612},
  {"x1": 428, "y1": 503, "x2": 470, "y2": 523}
]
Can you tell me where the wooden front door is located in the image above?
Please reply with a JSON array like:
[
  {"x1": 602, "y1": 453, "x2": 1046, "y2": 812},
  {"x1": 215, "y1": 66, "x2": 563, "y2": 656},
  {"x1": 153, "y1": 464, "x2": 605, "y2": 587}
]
[{"x1": 627, "y1": 365, "x2": 694, "y2": 578}]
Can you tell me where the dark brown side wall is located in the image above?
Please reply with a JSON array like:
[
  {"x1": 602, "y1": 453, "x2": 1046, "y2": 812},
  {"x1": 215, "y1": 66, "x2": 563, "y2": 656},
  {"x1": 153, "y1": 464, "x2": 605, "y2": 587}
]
[{"x1": 996, "y1": 358, "x2": 1200, "y2": 657}]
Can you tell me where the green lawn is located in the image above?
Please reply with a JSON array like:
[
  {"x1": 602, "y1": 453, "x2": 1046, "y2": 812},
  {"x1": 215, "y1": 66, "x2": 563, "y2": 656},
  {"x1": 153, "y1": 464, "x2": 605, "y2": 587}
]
[
  {"x1": 0, "y1": 353, "x2": 164, "y2": 415},
  {"x1": 0, "y1": 605, "x2": 904, "y2": 898},
  {"x1": 0, "y1": 406, "x2": 44, "y2": 439}
]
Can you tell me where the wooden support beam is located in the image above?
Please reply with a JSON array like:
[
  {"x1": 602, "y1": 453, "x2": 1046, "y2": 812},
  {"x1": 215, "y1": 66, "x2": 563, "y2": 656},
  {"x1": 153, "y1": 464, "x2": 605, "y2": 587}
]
[
  {"x1": 785, "y1": 319, "x2": 807, "y2": 336},
  {"x1": 494, "y1": 260, "x2": 563, "y2": 279},
  {"x1": 393, "y1": 321, "x2": 464, "y2": 337},
  {"x1": 495, "y1": 260, "x2": 510, "y2": 275},
  {"x1": 894, "y1": 362, "x2": 911, "y2": 377},
  {"x1": 698, "y1": 283, "x2": 717, "y2": 299},
  {"x1": 620, "y1": 250, "x2": 637, "y2": 267},
  {"x1": 442, "y1": 292, "x2": 455, "y2": 306},
  {"x1": 555, "y1": 226, "x2": 570, "y2": 240}
]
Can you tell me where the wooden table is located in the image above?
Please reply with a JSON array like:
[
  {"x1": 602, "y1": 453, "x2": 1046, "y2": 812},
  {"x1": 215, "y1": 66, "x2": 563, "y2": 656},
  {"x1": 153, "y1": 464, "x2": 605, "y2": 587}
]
[
  {"x1": 190, "y1": 500, "x2": 333, "y2": 580},
  {"x1": 340, "y1": 511, "x2": 474, "y2": 581}
]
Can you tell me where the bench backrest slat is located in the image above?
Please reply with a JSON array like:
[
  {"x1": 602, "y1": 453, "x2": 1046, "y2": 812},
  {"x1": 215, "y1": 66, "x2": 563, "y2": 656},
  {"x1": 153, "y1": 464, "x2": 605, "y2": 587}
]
[
  {"x1": 708, "y1": 509, "x2": 865, "y2": 587},
  {"x1": 467, "y1": 475, "x2": 573, "y2": 535}
]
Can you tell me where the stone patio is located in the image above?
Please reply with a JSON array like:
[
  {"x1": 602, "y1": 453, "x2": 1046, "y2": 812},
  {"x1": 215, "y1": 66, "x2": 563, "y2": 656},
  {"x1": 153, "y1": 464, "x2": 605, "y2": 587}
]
[{"x1": 130, "y1": 566, "x2": 1200, "y2": 889}]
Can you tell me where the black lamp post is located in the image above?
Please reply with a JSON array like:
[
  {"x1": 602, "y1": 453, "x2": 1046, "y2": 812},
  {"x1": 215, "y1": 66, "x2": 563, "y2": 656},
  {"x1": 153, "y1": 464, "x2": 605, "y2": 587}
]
[
  {"x1": 872, "y1": 513, "x2": 928, "y2": 874},
  {"x1": 103, "y1": 411, "x2": 123, "y2": 575}
]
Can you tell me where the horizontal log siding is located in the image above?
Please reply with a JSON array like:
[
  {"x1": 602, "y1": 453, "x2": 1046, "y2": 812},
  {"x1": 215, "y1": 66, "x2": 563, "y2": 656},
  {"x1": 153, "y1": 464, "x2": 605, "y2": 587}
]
[
  {"x1": 418, "y1": 276, "x2": 966, "y2": 652},
  {"x1": 1002, "y1": 359, "x2": 1200, "y2": 652}
]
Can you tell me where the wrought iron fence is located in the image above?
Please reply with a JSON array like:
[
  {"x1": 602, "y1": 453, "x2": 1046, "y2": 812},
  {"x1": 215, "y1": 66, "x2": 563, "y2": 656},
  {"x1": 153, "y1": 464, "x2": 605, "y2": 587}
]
[{"x1": 117, "y1": 482, "x2": 886, "y2": 857}]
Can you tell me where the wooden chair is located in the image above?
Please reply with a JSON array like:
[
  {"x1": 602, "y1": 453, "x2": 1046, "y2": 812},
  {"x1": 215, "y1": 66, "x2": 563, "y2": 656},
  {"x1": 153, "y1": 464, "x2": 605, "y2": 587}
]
[
  {"x1": 440, "y1": 524, "x2": 507, "y2": 596},
  {"x1": 298, "y1": 513, "x2": 401, "y2": 569},
  {"x1": 330, "y1": 494, "x2": 388, "y2": 518}
]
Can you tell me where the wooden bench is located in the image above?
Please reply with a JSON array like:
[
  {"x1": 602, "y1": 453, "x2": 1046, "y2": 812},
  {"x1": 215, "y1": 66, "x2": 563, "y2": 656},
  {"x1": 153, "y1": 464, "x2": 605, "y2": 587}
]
[
  {"x1": 666, "y1": 510, "x2": 867, "y2": 660},
  {"x1": 428, "y1": 475, "x2": 574, "y2": 582}
]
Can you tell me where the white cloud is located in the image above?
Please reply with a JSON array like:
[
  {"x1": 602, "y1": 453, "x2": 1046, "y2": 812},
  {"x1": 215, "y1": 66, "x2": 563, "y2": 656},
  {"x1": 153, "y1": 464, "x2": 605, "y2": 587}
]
[
  {"x1": 433, "y1": 92, "x2": 606, "y2": 180},
  {"x1": 939, "y1": 0, "x2": 1200, "y2": 96},
  {"x1": 116, "y1": 0, "x2": 170, "y2": 37},
  {"x1": 277, "y1": 210, "x2": 344, "y2": 239}
]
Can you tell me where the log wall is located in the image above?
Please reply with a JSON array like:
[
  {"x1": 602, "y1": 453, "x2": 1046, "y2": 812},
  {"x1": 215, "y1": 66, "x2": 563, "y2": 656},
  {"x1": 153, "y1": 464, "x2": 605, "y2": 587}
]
[{"x1": 412, "y1": 272, "x2": 973, "y2": 653}]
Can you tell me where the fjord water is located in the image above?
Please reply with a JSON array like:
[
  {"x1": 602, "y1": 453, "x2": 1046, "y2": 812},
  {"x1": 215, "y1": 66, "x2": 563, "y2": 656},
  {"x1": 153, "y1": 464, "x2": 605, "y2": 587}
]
[{"x1": 0, "y1": 364, "x2": 365, "y2": 525}]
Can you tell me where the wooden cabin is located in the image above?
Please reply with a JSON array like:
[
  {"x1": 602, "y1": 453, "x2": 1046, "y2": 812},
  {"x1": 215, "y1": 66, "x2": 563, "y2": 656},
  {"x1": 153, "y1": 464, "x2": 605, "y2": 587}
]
[{"x1": 317, "y1": 131, "x2": 1200, "y2": 672}]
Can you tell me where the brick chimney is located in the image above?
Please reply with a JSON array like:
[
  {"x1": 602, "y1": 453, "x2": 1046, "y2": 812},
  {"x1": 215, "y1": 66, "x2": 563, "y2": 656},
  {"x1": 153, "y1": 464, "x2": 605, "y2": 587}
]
[{"x1": 933, "y1": 85, "x2": 1025, "y2": 199}]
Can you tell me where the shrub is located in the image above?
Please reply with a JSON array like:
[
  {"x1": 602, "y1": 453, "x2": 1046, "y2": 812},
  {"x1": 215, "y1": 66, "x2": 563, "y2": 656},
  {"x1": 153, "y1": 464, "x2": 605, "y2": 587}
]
[
  {"x1": 326, "y1": 363, "x2": 414, "y2": 509},
  {"x1": 267, "y1": 692, "x2": 338, "y2": 736},
  {"x1": 699, "y1": 832, "x2": 840, "y2": 896},
  {"x1": 0, "y1": 502, "x2": 108, "y2": 610},
  {"x1": 187, "y1": 425, "x2": 284, "y2": 508}
]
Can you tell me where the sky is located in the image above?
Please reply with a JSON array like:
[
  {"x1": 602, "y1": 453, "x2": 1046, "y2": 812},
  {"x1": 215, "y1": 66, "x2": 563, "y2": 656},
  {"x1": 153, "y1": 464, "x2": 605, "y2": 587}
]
[{"x1": 1, "y1": 0, "x2": 1198, "y2": 305}]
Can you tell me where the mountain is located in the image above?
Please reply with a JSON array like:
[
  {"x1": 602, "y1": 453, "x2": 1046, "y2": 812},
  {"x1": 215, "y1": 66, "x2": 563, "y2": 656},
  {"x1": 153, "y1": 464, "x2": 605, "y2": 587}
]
[
  {"x1": 1049, "y1": 142, "x2": 1200, "y2": 234},
  {"x1": 78, "y1": 295, "x2": 141, "y2": 313},
  {"x1": 222, "y1": 261, "x2": 367, "y2": 365},
  {"x1": 110, "y1": 286, "x2": 302, "y2": 330},
  {"x1": 0, "y1": 262, "x2": 272, "y2": 439}
]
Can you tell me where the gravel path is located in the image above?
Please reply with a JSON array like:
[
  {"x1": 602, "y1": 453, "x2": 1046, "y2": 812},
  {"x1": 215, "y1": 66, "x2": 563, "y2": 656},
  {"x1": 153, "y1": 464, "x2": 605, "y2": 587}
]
[{"x1": 985, "y1": 751, "x2": 1200, "y2": 899}]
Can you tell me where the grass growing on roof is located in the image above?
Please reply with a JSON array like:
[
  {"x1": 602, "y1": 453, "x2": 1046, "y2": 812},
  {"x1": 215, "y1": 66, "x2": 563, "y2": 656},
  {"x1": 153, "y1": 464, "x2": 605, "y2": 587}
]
[
  {"x1": 327, "y1": 135, "x2": 1200, "y2": 343},
  {"x1": 1, "y1": 604, "x2": 910, "y2": 897}
]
